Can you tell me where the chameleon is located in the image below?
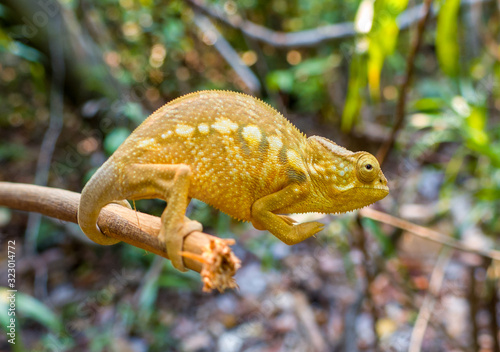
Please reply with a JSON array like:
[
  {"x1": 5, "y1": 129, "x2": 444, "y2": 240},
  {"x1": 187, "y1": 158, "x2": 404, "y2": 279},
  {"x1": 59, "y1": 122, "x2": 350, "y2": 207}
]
[{"x1": 78, "y1": 91, "x2": 389, "y2": 272}]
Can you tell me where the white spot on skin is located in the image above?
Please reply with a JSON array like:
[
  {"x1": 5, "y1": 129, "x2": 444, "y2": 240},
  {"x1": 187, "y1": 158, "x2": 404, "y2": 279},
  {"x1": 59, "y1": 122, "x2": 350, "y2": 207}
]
[
  {"x1": 212, "y1": 118, "x2": 238, "y2": 134},
  {"x1": 339, "y1": 171, "x2": 345, "y2": 176},
  {"x1": 242, "y1": 125, "x2": 262, "y2": 147},
  {"x1": 268, "y1": 136, "x2": 283, "y2": 154},
  {"x1": 139, "y1": 138, "x2": 156, "y2": 147},
  {"x1": 198, "y1": 123, "x2": 210, "y2": 135},
  {"x1": 287, "y1": 149, "x2": 304, "y2": 169},
  {"x1": 175, "y1": 124, "x2": 195, "y2": 138}
]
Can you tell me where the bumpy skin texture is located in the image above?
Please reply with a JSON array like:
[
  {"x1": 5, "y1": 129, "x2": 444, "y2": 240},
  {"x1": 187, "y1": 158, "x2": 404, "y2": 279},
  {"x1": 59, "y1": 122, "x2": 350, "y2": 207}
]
[{"x1": 78, "y1": 91, "x2": 389, "y2": 271}]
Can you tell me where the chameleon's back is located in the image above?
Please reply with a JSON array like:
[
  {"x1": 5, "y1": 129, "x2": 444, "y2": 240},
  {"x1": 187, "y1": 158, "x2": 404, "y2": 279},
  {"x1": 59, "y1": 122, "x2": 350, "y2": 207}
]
[{"x1": 112, "y1": 91, "x2": 308, "y2": 221}]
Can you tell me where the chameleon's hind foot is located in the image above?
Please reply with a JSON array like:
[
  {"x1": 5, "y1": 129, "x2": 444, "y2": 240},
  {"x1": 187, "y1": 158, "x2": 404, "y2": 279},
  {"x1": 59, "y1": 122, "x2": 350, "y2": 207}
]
[{"x1": 162, "y1": 218, "x2": 203, "y2": 272}]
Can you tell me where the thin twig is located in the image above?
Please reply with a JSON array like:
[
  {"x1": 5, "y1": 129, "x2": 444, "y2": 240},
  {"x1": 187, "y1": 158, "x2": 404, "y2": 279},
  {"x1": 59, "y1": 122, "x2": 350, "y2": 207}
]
[
  {"x1": 385, "y1": 268, "x2": 472, "y2": 351},
  {"x1": 408, "y1": 247, "x2": 453, "y2": 352},
  {"x1": 355, "y1": 215, "x2": 380, "y2": 351},
  {"x1": 0, "y1": 182, "x2": 240, "y2": 291},
  {"x1": 360, "y1": 208, "x2": 500, "y2": 261},
  {"x1": 468, "y1": 266, "x2": 480, "y2": 352},
  {"x1": 487, "y1": 262, "x2": 500, "y2": 352},
  {"x1": 376, "y1": 0, "x2": 434, "y2": 164},
  {"x1": 342, "y1": 286, "x2": 364, "y2": 352},
  {"x1": 25, "y1": 14, "x2": 65, "y2": 256},
  {"x1": 293, "y1": 291, "x2": 328, "y2": 352},
  {"x1": 192, "y1": 12, "x2": 261, "y2": 93}
]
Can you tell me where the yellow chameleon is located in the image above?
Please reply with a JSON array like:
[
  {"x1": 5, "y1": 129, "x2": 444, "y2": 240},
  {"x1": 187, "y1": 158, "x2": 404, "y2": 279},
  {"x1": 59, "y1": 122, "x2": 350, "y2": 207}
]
[{"x1": 78, "y1": 91, "x2": 389, "y2": 271}]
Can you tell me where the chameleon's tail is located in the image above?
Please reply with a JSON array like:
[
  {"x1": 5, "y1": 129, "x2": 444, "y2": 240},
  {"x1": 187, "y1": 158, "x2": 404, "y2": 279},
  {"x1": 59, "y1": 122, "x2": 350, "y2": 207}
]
[{"x1": 78, "y1": 160, "x2": 130, "y2": 245}]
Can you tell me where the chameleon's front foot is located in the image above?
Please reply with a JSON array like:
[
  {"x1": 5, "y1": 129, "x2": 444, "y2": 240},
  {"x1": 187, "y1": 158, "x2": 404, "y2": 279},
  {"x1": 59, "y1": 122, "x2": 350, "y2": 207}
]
[
  {"x1": 251, "y1": 213, "x2": 324, "y2": 245},
  {"x1": 286, "y1": 221, "x2": 324, "y2": 244},
  {"x1": 161, "y1": 217, "x2": 203, "y2": 272},
  {"x1": 251, "y1": 184, "x2": 323, "y2": 245}
]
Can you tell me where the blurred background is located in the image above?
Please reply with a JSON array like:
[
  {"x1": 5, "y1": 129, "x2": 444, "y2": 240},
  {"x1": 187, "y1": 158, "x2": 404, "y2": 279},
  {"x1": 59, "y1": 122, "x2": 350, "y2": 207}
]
[{"x1": 0, "y1": 0, "x2": 499, "y2": 351}]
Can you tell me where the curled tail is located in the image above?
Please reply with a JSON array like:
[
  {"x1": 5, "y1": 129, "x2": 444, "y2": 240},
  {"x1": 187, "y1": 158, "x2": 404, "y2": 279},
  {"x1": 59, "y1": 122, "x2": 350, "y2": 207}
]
[{"x1": 78, "y1": 160, "x2": 130, "y2": 245}]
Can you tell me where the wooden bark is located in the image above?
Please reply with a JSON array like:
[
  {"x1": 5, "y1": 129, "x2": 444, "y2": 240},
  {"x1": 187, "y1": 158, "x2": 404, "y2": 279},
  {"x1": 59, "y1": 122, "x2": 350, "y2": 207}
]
[{"x1": 0, "y1": 182, "x2": 240, "y2": 291}]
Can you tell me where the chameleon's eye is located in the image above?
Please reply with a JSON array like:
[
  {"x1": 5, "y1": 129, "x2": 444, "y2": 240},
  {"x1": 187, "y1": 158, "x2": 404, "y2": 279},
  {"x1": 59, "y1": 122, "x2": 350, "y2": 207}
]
[{"x1": 357, "y1": 153, "x2": 379, "y2": 183}]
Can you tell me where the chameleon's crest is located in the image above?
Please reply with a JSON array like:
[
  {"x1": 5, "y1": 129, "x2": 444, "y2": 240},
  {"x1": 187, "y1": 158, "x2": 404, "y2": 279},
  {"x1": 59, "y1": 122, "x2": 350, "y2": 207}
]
[{"x1": 308, "y1": 136, "x2": 353, "y2": 157}]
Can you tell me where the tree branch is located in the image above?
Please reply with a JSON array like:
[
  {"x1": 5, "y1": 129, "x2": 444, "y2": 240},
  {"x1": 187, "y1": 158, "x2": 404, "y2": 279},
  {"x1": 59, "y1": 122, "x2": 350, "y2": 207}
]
[
  {"x1": 185, "y1": 0, "x2": 489, "y2": 49},
  {"x1": 360, "y1": 208, "x2": 500, "y2": 261},
  {"x1": 0, "y1": 182, "x2": 240, "y2": 292},
  {"x1": 186, "y1": 0, "x2": 354, "y2": 48},
  {"x1": 408, "y1": 247, "x2": 453, "y2": 352}
]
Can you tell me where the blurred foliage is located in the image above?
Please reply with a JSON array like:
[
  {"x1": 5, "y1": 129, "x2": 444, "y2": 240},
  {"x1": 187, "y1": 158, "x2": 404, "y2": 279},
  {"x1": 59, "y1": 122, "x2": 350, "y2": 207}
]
[{"x1": 1, "y1": 0, "x2": 500, "y2": 350}]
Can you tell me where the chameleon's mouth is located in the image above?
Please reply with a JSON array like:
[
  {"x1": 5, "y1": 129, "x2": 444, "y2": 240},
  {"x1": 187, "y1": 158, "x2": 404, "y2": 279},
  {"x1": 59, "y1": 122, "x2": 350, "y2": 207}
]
[{"x1": 352, "y1": 185, "x2": 389, "y2": 202}]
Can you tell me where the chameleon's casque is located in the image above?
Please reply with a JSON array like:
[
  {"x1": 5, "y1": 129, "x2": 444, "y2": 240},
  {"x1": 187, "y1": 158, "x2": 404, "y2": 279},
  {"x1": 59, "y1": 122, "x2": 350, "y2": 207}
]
[{"x1": 78, "y1": 91, "x2": 389, "y2": 271}]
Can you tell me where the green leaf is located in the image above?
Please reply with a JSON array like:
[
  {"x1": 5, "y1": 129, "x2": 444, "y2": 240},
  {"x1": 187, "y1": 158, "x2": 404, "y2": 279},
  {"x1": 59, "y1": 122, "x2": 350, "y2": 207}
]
[
  {"x1": 17, "y1": 292, "x2": 63, "y2": 332},
  {"x1": 436, "y1": 0, "x2": 460, "y2": 76},
  {"x1": 138, "y1": 278, "x2": 159, "y2": 311},
  {"x1": 466, "y1": 106, "x2": 489, "y2": 147},
  {"x1": 103, "y1": 127, "x2": 130, "y2": 155},
  {"x1": 267, "y1": 70, "x2": 294, "y2": 92},
  {"x1": 122, "y1": 102, "x2": 145, "y2": 125},
  {"x1": 362, "y1": 218, "x2": 396, "y2": 257},
  {"x1": 294, "y1": 57, "x2": 331, "y2": 78},
  {"x1": 342, "y1": 54, "x2": 367, "y2": 132},
  {"x1": 476, "y1": 188, "x2": 500, "y2": 201},
  {"x1": 0, "y1": 287, "x2": 63, "y2": 334},
  {"x1": 8, "y1": 41, "x2": 44, "y2": 63},
  {"x1": 412, "y1": 97, "x2": 446, "y2": 112},
  {"x1": 366, "y1": 0, "x2": 408, "y2": 99}
]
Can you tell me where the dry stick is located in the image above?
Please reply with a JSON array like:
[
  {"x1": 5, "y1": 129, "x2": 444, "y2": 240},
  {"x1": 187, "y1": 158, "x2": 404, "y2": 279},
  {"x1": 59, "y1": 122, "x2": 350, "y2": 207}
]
[
  {"x1": 408, "y1": 247, "x2": 453, "y2": 352},
  {"x1": 360, "y1": 208, "x2": 500, "y2": 261},
  {"x1": 376, "y1": 0, "x2": 434, "y2": 164},
  {"x1": 488, "y1": 276, "x2": 500, "y2": 352},
  {"x1": 355, "y1": 215, "x2": 381, "y2": 351},
  {"x1": 468, "y1": 265, "x2": 480, "y2": 352},
  {"x1": 0, "y1": 182, "x2": 240, "y2": 292},
  {"x1": 293, "y1": 291, "x2": 328, "y2": 352},
  {"x1": 385, "y1": 268, "x2": 472, "y2": 352}
]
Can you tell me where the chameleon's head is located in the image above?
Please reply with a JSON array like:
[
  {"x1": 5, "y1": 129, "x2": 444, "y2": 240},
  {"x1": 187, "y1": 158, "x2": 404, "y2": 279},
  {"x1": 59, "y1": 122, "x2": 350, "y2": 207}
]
[{"x1": 307, "y1": 136, "x2": 389, "y2": 213}]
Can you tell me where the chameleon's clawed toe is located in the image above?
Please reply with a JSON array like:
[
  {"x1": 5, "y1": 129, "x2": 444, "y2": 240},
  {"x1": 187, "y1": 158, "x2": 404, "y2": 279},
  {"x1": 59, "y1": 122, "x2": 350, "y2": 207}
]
[
  {"x1": 278, "y1": 215, "x2": 297, "y2": 226},
  {"x1": 291, "y1": 221, "x2": 324, "y2": 242}
]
